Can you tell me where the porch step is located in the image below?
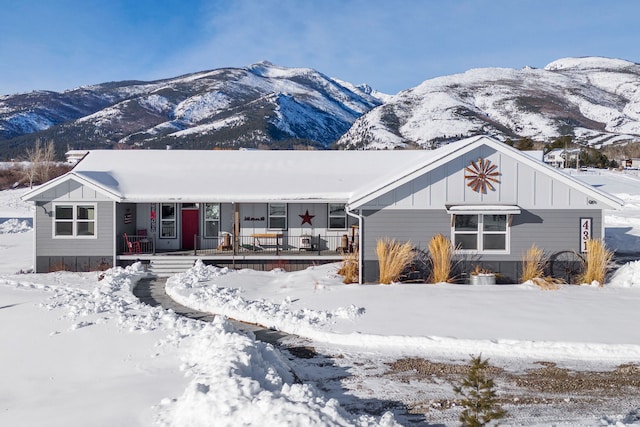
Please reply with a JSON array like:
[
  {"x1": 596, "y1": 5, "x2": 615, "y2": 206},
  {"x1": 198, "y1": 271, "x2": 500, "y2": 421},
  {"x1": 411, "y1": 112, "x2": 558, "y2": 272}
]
[{"x1": 147, "y1": 257, "x2": 198, "y2": 276}]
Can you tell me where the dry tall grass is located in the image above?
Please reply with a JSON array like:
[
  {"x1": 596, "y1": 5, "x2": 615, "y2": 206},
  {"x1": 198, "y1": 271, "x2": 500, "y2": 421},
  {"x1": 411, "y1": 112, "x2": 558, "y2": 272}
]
[
  {"x1": 337, "y1": 250, "x2": 359, "y2": 284},
  {"x1": 376, "y1": 239, "x2": 414, "y2": 284},
  {"x1": 531, "y1": 277, "x2": 563, "y2": 290},
  {"x1": 520, "y1": 244, "x2": 545, "y2": 283},
  {"x1": 579, "y1": 239, "x2": 614, "y2": 286},
  {"x1": 428, "y1": 233, "x2": 455, "y2": 283}
]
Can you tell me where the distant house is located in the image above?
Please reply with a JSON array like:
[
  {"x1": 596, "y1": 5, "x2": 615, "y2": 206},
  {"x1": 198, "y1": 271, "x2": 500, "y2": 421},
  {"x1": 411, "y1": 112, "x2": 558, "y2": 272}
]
[
  {"x1": 624, "y1": 158, "x2": 640, "y2": 169},
  {"x1": 22, "y1": 136, "x2": 622, "y2": 282},
  {"x1": 64, "y1": 150, "x2": 89, "y2": 165},
  {"x1": 543, "y1": 148, "x2": 580, "y2": 168}
]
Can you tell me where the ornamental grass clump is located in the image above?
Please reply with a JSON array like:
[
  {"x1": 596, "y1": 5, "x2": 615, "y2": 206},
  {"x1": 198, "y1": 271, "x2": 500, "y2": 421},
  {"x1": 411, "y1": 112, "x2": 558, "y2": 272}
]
[
  {"x1": 428, "y1": 233, "x2": 455, "y2": 283},
  {"x1": 520, "y1": 244, "x2": 545, "y2": 283},
  {"x1": 520, "y1": 244, "x2": 563, "y2": 290},
  {"x1": 376, "y1": 238, "x2": 414, "y2": 284},
  {"x1": 579, "y1": 239, "x2": 614, "y2": 286},
  {"x1": 337, "y1": 250, "x2": 359, "y2": 284}
]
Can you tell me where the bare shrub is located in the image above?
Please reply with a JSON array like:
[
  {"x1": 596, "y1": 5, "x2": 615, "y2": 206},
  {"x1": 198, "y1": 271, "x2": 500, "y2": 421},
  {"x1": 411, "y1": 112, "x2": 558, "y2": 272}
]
[
  {"x1": 520, "y1": 244, "x2": 545, "y2": 283},
  {"x1": 376, "y1": 239, "x2": 414, "y2": 284},
  {"x1": 337, "y1": 250, "x2": 359, "y2": 284},
  {"x1": 579, "y1": 239, "x2": 614, "y2": 285},
  {"x1": 428, "y1": 233, "x2": 455, "y2": 283},
  {"x1": 531, "y1": 277, "x2": 562, "y2": 291}
]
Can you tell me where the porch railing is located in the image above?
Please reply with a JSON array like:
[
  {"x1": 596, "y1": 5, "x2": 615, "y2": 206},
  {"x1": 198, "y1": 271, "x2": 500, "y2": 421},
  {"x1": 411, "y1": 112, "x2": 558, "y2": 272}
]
[
  {"x1": 195, "y1": 233, "x2": 357, "y2": 256},
  {"x1": 119, "y1": 232, "x2": 358, "y2": 256},
  {"x1": 121, "y1": 233, "x2": 155, "y2": 255}
]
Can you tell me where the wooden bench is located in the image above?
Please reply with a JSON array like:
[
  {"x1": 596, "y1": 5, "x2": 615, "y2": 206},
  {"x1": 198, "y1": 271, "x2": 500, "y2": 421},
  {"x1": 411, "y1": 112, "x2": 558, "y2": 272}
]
[{"x1": 250, "y1": 233, "x2": 282, "y2": 249}]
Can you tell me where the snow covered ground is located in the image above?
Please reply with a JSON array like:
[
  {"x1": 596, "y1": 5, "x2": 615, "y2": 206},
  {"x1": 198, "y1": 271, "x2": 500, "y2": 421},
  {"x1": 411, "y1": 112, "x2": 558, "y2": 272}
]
[{"x1": 2, "y1": 168, "x2": 640, "y2": 426}]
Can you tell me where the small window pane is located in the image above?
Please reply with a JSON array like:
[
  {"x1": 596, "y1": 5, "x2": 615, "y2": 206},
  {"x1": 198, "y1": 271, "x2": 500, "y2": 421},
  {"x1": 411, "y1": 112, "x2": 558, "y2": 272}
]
[
  {"x1": 329, "y1": 204, "x2": 345, "y2": 216},
  {"x1": 77, "y1": 222, "x2": 95, "y2": 236},
  {"x1": 205, "y1": 221, "x2": 219, "y2": 237},
  {"x1": 269, "y1": 217, "x2": 286, "y2": 229},
  {"x1": 77, "y1": 206, "x2": 94, "y2": 220},
  {"x1": 269, "y1": 204, "x2": 286, "y2": 216},
  {"x1": 484, "y1": 215, "x2": 506, "y2": 232},
  {"x1": 455, "y1": 234, "x2": 477, "y2": 250},
  {"x1": 455, "y1": 215, "x2": 478, "y2": 231},
  {"x1": 161, "y1": 221, "x2": 176, "y2": 238},
  {"x1": 55, "y1": 206, "x2": 73, "y2": 220},
  {"x1": 55, "y1": 222, "x2": 73, "y2": 236},
  {"x1": 329, "y1": 217, "x2": 346, "y2": 229},
  {"x1": 161, "y1": 204, "x2": 175, "y2": 219},
  {"x1": 205, "y1": 204, "x2": 219, "y2": 220},
  {"x1": 484, "y1": 234, "x2": 506, "y2": 250}
]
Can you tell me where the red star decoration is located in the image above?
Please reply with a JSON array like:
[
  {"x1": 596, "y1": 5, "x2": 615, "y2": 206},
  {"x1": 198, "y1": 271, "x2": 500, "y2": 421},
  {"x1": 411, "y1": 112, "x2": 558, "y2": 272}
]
[{"x1": 299, "y1": 209, "x2": 315, "y2": 225}]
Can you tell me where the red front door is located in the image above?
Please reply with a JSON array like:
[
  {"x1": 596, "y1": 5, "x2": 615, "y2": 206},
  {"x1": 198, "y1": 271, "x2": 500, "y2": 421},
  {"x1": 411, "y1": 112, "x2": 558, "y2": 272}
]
[{"x1": 182, "y1": 209, "x2": 199, "y2": 250}]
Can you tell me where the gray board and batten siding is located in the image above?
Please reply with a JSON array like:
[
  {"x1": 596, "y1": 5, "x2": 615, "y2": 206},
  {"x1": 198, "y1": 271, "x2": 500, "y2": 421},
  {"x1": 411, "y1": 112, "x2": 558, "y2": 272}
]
[
  {"x1": 357, "y1": 146, "x2": 600, "y2": 211},
  {"x1": 360, "y1": 208, "x2": 602, "y2": 282},
  {"x1": 32, "y1": 179, "x2": 115, "y2": 272},
  {"x1": 357, "y1": 145, "x2": 606, "y2": 282}
]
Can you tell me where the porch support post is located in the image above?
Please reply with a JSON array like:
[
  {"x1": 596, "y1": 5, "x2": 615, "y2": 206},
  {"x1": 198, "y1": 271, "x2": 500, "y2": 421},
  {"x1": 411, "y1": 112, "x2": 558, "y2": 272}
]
[
  {"x1": 234, "y1": 203, "x2": 240, "y2": 253},
  {"x1": 346, "y1": 205, "x2": 363, "y2": 284}
]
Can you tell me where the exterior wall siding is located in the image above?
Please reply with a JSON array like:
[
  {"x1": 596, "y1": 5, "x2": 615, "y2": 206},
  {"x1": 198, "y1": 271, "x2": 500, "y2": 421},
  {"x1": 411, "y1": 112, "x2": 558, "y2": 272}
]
[
  {"x1": 361, "y1": 146, "x2": 594, "y2": 211},
  {"x1": 34, "y1": 200, "x2": 115, "y2": 272},
  {"x1": 31, "y1": 179, "x2": 114, "y2": 203},
  {"x1": 361, "y1": 208, "x2": 602, "y2": 283}
]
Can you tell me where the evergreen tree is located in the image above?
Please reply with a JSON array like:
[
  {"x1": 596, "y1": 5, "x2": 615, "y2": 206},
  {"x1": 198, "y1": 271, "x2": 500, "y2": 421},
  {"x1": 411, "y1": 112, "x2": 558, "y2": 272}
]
[
  {"x1": 515, "y1": 137, "x2": 534, "y2": 151},
  {"x1": 453, "y1": 355, "x2": 506, "y2": 426}
]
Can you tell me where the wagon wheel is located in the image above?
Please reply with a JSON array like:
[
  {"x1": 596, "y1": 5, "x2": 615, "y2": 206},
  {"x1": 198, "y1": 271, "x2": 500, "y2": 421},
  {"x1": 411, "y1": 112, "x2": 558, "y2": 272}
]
[{"x1": 548, "y1": 251, "x2": 585, "y2": 284}]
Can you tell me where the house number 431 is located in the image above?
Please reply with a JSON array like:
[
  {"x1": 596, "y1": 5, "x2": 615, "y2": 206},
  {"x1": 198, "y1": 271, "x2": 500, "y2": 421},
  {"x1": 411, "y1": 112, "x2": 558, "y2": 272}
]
[{"x1": 580, "y1": 218, "x2": 592, "y2": 253}]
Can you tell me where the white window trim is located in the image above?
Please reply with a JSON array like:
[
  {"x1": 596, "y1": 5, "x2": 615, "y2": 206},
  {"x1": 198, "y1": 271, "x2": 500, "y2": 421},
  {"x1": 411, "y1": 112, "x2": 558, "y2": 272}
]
[
  {"x1": 203, "y1": 203, "x2": 220, "y2": 239},
  {"x1": 328, "y1": 203, "x2": 347, "y2": 230},
  {"x1": 160, "y1": 203, "x2": 177, "y2": 239},
  {"x1": 268, "y1": 203, "x2": 287, "y2": 230},
  {"x1": 451, "y1": 213, "x2": 511, "y2": 255},
  {"x1": 52, "y1": 203, "x2": 97, "y2": 239}
]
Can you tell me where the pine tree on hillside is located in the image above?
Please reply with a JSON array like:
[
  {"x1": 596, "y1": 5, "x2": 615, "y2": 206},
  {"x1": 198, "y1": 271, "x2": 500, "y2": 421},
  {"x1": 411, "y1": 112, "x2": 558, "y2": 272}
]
[{"x1": 453, "y1": 355, "x2": 506, "y2": 426}]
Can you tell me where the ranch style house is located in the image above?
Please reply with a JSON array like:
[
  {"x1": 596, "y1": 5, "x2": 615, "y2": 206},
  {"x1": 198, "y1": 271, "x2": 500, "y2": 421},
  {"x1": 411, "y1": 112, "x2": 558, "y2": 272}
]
[{"x1": 22, "y1": 136, "x2": 623, "y2": 283}]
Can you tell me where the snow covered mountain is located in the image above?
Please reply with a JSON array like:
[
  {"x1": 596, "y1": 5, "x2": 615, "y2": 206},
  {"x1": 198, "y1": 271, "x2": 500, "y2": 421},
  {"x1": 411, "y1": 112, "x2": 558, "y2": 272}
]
[
  {"x1": 0, "y1": 61, "x2": 382, "y2": 156},
  {"x1": 336, "y1": 57, "x2": 640, "y2": 149},
  {"x1": 3, "y1": 57, "x2": 640, "y2": 157}
]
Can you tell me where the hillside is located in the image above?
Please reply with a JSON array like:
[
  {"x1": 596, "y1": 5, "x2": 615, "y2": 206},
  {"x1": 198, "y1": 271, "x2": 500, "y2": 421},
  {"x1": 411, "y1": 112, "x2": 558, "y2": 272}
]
[
  {"x1": 336, "y1": 57, "x2": 640, "y2": 149},
  {"x1": 4, "y1": 57, "x2": 640, "y2": 157},
  {"x1": 0, "y1": 62, "x2": 382, "y2": 158}
]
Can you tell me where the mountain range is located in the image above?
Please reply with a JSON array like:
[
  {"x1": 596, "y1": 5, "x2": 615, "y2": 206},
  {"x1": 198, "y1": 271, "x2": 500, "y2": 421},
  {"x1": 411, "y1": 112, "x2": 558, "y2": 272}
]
[{"x1": 1, "y1": 57, "x2": 639, "y2": 158}]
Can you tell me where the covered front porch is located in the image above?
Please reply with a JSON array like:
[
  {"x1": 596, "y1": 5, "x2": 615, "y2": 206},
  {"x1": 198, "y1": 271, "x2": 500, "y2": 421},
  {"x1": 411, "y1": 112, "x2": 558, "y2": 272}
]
[{"x1": 116, "y1": 201, "x2": 359, "y2": 273}]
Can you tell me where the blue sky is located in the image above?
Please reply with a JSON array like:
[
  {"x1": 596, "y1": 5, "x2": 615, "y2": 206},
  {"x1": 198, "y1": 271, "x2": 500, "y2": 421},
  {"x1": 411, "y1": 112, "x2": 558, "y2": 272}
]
[{"x1": 1, "y1": 0, "x2": 639, "y2": 96}]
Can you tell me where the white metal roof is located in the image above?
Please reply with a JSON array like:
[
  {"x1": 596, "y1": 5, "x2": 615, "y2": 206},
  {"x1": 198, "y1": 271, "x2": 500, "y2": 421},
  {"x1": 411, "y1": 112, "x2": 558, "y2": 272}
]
[
  {"x1": 22, "y1": 136, "x2": 624, "y2": 210},
  {"x1": 57, "y1": 149, "x2": 428, "y2": 203}
]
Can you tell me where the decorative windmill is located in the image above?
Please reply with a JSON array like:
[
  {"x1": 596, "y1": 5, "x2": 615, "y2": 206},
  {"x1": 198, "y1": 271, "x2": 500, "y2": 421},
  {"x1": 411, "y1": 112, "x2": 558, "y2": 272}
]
[{"x1": 464, "y1": 158, "x2": 500, "y2": 193}]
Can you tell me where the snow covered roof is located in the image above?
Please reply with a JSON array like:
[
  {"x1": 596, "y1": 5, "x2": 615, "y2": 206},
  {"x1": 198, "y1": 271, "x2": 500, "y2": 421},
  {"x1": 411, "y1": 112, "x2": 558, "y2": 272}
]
[
  {"x1": 22, "y1": 136, "x2": 624, "y2": 209},
  {"x1": 27, "y1": 149, "x2": 425, "y2": 203}
]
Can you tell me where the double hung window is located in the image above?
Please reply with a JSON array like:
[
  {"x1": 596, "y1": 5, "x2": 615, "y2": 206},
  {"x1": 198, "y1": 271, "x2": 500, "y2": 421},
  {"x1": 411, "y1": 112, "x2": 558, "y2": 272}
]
[
  {"x1": 453, "y1": 214, "x2": 508, "y2": 252},
  {"x1": 160, "y1": 203, "x2": 176, "y2": 238},
  {"x1": 203, "y1": 203, "x2": 220, "y2": 238},
  {"x1": 54, "y1": 204, "x2": 96, "y2": 237},
  {"x1": 328, "y1": 203, "x2": 347, "y2": 229},
  {"x1": 268, "y1": 203, "x2": 287, "y2": 230}
]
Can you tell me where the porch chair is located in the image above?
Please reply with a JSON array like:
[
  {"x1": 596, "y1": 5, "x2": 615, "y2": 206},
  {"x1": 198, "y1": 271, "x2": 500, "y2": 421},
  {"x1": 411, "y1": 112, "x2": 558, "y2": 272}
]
[{"x1": 124, "y1": 233, "x2": 141, "y2": 254}]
